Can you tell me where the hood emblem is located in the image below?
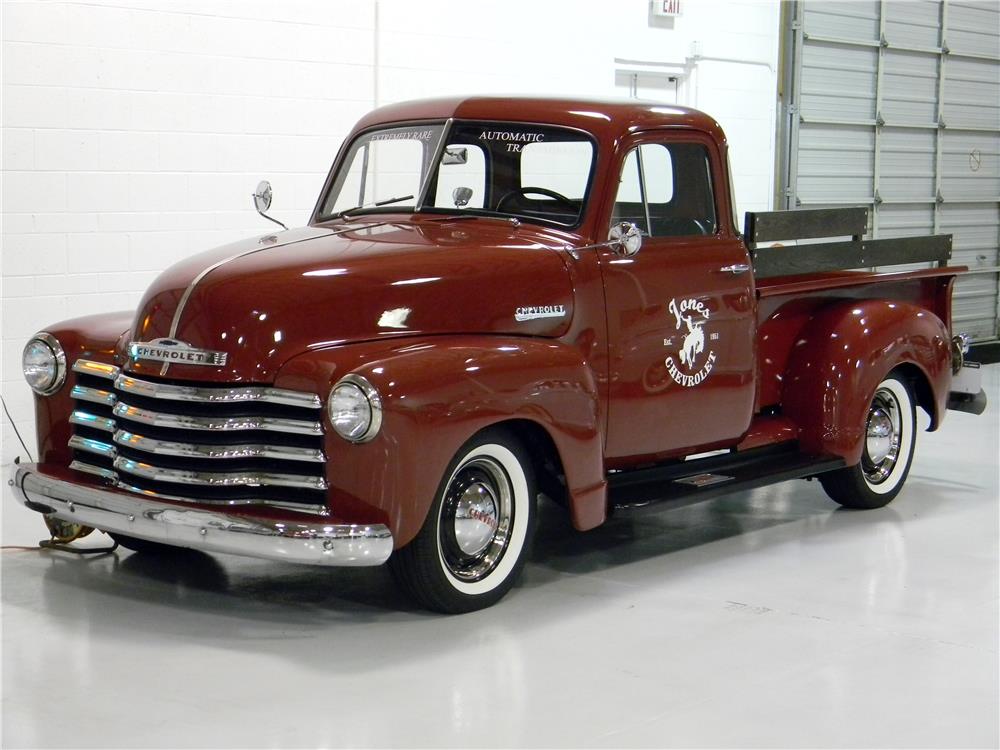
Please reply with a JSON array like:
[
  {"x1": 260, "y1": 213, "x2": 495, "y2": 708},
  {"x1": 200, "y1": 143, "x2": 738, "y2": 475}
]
[
  {"x1": 515, "y1": 305, "x2": 566, "y2": 322},
  {"x1": 128, "y1": 338, "x2": 228, "y2": 367}
]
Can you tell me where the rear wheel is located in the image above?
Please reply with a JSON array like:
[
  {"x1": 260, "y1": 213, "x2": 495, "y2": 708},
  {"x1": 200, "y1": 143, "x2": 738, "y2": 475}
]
[
  {"x1": 390, "y1": 428, "x2": 537, "y2": 613},
  {"x1": 820, "y1": 374, "x2": 916, "y2": 509}
]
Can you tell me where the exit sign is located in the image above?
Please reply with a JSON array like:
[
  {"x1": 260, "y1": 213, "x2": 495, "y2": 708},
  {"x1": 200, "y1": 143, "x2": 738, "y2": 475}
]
[{"x1": 654, "y1": 0, "x2": 681, "y2": 16}]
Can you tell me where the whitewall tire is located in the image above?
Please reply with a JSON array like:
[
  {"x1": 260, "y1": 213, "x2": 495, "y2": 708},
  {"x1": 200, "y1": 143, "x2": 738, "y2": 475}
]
[
  {"x1": 390, "y1": 428, "x2": 537, "y2": 613},
  {"x1": 820, "y1": 373, "x2": 917, "y2": 509}
]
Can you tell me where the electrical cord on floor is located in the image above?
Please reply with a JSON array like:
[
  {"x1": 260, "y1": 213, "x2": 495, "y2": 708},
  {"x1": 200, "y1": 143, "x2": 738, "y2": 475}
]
[
  {"x1": 1, "y1": 393, "x2": 34, "y2": 463},
  {"x1": 3, "y1": 454, "x2": 119, "y2": 555}
]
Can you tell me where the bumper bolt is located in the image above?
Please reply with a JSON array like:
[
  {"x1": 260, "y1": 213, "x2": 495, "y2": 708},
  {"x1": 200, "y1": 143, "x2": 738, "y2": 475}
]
[{"x1": 199, "y1": 528, "x2": 207, "y2": 536}]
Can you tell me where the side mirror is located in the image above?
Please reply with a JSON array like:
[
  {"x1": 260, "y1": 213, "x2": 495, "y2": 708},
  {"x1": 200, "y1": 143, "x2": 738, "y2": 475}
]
[
  {"x1": 609, "y1": 221, "x2": 643, "y2": 256},
  {"x1": 251, "y1": 180, "x2": 287, "y2": 230},
  {"x1": 452, "y1": 187, "x2": 473, "y2": 207},
  {"x1": 253, "y1": 180, "x2": 272, "y2": 213}
]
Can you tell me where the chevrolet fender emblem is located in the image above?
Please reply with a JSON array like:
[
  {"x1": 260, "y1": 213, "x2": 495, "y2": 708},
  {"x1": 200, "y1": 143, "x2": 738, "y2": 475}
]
[{"x1": 128, "y1": 338, "x2": 228, "y2": 367}]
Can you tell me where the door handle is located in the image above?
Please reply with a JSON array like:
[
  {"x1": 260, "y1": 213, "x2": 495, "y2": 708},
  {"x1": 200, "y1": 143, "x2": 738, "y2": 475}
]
[{"x1": 719, "y1": 263, "x2": 751, "y2": 274}]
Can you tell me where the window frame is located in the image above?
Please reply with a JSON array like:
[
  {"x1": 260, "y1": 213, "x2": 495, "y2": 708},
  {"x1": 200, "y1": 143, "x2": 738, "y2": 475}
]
[
  {"x1": 609, "y1": 132, "x2": 728, "y2": 241},
  {"x1": 314, "y1": 118, "x2": 600, "y2": 230}
]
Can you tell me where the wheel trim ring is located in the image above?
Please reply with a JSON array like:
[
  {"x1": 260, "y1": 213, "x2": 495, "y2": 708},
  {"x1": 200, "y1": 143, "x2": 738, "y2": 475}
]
[
  {"x1": 862, "y1": 387, "x2": 902, "y2": 485},
  {"x1": 438, "y1": 457, "x2": 514, "y2": 582}
]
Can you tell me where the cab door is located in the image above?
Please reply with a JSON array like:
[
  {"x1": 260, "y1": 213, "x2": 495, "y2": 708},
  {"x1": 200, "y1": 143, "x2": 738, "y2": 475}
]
[{"x1": 598, "y1": 132, "x2": 756, "y2": 464}]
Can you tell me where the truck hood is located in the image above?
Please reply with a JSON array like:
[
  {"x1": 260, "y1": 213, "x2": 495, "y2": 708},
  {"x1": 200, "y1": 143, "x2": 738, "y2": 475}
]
[{"x1": 125, "y1": 218, "x2": 577, "y2": 382}]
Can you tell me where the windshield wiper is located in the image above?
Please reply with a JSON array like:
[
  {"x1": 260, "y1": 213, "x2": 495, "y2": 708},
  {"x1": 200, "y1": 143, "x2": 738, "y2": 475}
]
[{"x1": 337, "y1": 194, "x2": 414, "y2": 220}]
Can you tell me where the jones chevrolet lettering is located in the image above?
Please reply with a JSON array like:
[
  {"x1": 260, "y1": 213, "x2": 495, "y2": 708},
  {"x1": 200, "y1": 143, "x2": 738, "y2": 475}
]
[{"x1": 128, "y1": 339, "x2": 228, "y2": 367}]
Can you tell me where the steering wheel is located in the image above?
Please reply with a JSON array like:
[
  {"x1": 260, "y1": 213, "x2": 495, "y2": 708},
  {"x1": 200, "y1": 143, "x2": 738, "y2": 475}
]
[{"x1": 496, "y1": 186, "x2": 576, "y2": 213}]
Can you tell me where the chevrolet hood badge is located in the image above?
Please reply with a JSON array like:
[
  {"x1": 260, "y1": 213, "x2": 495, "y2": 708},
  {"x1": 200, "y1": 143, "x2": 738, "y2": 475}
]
[{"x1": 128, "y1": 338, "x2": 228, "y2": 367}]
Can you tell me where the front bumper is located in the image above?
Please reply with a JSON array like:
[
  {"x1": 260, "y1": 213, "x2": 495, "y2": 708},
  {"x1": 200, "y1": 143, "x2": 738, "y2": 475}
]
[{"x1": 11, "y1": 464, "x2": 393, "y2": 567}]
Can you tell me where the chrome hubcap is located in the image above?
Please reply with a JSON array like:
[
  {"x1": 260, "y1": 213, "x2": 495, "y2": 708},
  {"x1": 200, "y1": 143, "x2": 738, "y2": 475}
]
[
  {"x1": 454, "y1": 481, "x2": 499, "y2": 556},
  {"x1": 863, "y1": 388, "x2": 902, "y2": 484},
  {"x1": 439, "y1": 457, "x2": 513, "y2": 582},
  {"x1": 866, "y1": 407, "x2": 894, "y2": 464}
]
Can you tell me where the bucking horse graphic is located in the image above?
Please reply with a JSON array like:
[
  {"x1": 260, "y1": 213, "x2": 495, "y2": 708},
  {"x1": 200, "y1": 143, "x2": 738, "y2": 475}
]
[{"x1": 678, "y1": 314, "x2": 705, "y2": 367}]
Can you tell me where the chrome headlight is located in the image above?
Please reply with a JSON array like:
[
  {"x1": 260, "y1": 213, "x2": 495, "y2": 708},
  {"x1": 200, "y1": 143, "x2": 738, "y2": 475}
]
[
  {"x1": 327, "y1": 374, "x2": 382, "y2": 443},
  {"x1": 22, "y1": 332, "x2": 67, "y2": 395}
]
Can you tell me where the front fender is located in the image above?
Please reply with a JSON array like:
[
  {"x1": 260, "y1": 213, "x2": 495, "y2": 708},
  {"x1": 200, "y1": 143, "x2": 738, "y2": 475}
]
[
  {"x1": 27, "y1": 312, "x2": 133, "y2": 465},
  {"x1": 276, "y1": 335, "x2": 605, "y2": 547},
  {"x1": 782, "y1": 299, "x2": 951, "y2": 464}
]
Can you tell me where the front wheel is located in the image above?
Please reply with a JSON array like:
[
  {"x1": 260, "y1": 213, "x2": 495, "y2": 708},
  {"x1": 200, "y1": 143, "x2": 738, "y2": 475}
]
[
  {"x1": 820, "y1": 373, "x2": 917, "y2": 509},
  {"x1": 390, "y1": 428, "x2": 537, "y2": 613}
]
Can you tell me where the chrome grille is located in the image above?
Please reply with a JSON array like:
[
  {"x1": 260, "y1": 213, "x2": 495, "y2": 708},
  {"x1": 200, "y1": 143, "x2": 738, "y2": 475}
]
[{"x1": 68, "y1": 360, "x2": 328, "y2": 515}]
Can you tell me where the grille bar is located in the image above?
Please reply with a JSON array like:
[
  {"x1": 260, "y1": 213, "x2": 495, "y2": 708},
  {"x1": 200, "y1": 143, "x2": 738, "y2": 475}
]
[
  {"x1": 70, "y1": 410, "x2": 116, "y2": 432},
  {"x1": 69, "y1": 459, "x2": 117, "y2": 480},
  {"x1": 67, "y1": 460, "x2": 328, "y2": 515},
  {"x1": 113, "y1": 402, "x2": 322, "y2": 435},
  {"x1": 115, "y1": 374, "x2": 322, "y2": 408},
  {"x1": 72, "y1": 360, "x2": 120, "y2": 380},
  {"x1": 114, "y1": 430, "x2": 324, "y2": 462},
  {"x1": 114, "y1": 456, "x2": 328, "y2": 490},
  {"x1": 68, "y1": 359, "x2": 328, "y2": 514},
  {"x1": 68, "y1": 435, "x2": 116, "y2": 458},
  {"x1": 69, "y1": 431, "x2": 325, "y2": 467},
  {"x1": 71, "y1": 384, "x2": 116, "y2": 406}
]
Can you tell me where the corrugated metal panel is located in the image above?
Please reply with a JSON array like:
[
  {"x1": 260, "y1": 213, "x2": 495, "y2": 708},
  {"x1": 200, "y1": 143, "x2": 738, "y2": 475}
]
[
  {"x1": 880, "y1": 128, "x2": 936, "y2": 201},
  {"x1": 949, "y1": 1, "x2": 1000, "y2": 57},
  {"x1": 796, "y1": 125, "x2": 873, "y2": 201},
  {"x1": 882, "y1": 51, "x2": 938, "y2": 123},
  {"x1": 780, "y1": 0, "x2": 999, "y2": 342},
  {"x1": 804, "y1": 2, "x2": 880, "y2": 40},
  {"x1": 942, "y1": 130, "x2": 1000, "y2": 200},
  {"x1": 800, "y1": 43, "x2": 877, "y2": 120},
  {"x1": 944, "y1": 58, "x2": 1000, "y2": 129},
  {"x1": 884, "y1": 0, "x2": 941, "y2": 49}
]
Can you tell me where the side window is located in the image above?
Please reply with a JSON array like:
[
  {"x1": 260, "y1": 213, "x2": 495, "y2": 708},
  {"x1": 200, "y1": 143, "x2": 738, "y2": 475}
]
[
  {"x1": 612, "y1": 142, "x2": 717, "y2": 237},
  {"x1": 433, "y1": 144, "x2": 487, "y2": 209}
]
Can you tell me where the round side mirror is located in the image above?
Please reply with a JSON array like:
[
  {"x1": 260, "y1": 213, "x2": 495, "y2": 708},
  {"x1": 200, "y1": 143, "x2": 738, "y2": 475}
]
[
  {"x1": 609, "y1": 221, "x2": 643, "y2": 256},
  {"x1": 253, "y1": 180, "x2": 273, "y2": 213}
]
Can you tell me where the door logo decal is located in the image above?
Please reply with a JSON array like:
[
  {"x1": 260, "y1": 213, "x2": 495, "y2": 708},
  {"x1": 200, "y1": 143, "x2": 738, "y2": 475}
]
[{"x1": 665, "y1": 297, "x2": 717, "y2": 387}]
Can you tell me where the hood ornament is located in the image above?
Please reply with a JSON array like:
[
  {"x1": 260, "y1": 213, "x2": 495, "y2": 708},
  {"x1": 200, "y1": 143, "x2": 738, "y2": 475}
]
[{"x1": 128, "y1": 338, "x2": 228, "y2": 367}]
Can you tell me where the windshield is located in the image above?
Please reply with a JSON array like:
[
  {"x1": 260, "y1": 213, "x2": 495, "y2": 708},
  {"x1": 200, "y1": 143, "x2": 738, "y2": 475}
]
[{"x1": 318, "y1": 120, "x2": 596, "y2": 227}]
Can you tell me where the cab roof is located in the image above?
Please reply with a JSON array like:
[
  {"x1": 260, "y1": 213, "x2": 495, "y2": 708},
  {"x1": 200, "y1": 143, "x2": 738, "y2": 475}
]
[{"x1": 352, "y1": 96, "x2": 728, "y2": 145}]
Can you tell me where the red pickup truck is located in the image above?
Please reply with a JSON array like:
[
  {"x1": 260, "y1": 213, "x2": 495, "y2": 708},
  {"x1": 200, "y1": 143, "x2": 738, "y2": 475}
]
[{"x1": 14, "y1": 97, "x2": 986, "y2": 613}]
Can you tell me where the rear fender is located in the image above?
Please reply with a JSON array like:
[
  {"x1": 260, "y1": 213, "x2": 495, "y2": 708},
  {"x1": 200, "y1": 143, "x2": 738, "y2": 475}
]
[
  {"x1": 781, "y1": 300, "x2": 950, "y2": 464},
  {"x1": 276, "y1": 335, "x2": 606, "y2": 547}
]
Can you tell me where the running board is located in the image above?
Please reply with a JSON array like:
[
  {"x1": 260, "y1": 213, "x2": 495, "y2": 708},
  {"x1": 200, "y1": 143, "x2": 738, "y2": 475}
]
[{"x1": 608, "y1": 444, "x2": 845, "y2": 515}]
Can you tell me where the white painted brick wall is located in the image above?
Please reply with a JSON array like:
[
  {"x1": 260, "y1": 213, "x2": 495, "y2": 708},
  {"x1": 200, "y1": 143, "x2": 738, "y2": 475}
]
[{"x1": 1, "y1": 0, "x2": 780, "y2": 469}]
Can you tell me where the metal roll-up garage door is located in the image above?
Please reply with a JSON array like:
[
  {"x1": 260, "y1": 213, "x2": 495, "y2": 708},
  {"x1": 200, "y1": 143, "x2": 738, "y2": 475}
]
[{"x1": 778, "y1": 0, "x2": 1000, "y2": 342}]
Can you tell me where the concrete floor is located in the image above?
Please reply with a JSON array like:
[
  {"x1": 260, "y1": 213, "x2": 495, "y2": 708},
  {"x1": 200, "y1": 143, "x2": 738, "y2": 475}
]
[{"x1": 2, "y1": 366, "x2": 998, "y2": 749}]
